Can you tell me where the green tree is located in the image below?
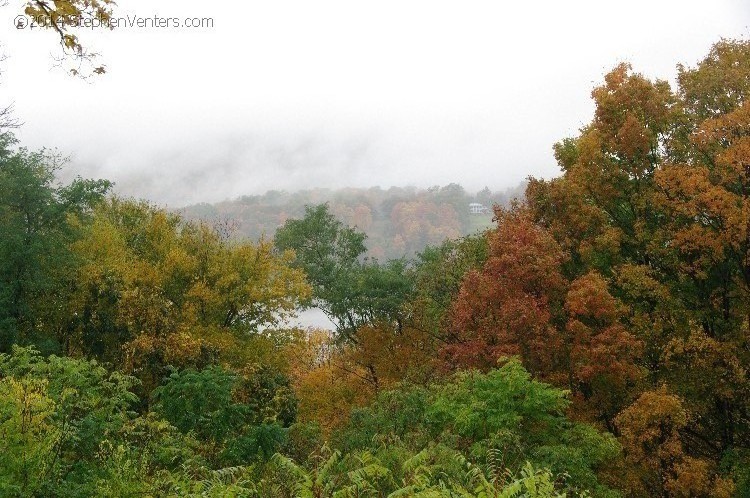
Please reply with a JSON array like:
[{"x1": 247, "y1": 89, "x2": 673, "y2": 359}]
[
  {"x1": 408, "y1": 233, "x2": 489, "y2": 343},
  {"x1": 152, "y1": 365, "x2": 296, "y2": 465},
  {"x1": 0, "y1": 135, "x2": 110, "y2": 354},
  {"x1": 0, "y1": 346, "x2": 139, "y2": 495},
  {"x1": 338, "y1": 359, "x2": 620, "y2": 496},
  {"x1": 275, "y1": 204, "x2": 413, "y2": 341}
]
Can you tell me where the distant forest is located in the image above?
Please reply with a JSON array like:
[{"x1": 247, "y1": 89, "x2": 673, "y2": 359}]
[{"x1": 180, "y1": 183, "x2": 526, "y2": 259}]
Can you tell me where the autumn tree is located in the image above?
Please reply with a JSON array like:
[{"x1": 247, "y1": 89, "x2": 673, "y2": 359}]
[
  {"x1": 286, "y1": 329, "x2": 375, "y2": 434},
  {"x1": 562, "y1": 271, "x2": 643, "y2": 428},
  {"x1": 522, "y1": 38, "x2": 750, "y2": 491},
  {"x1": 445, "y1": 207, "x2": 642, "y2": 427},
  {"x1": 615, "y1": 387, "x2": 734, "y2": 498},
  {"x1": 67, "y1": 198, "x2": 310, "y2": 396},
  {"x1": 526, "y1": 62, "x2": 677, "y2": 279},
  {"x1": 21, "y1": 0, "x2": 116, "y2": 76},
  {"x1": 444, "y1": 206, "x2": 568, "y2": 374},
  {"x1": 651, "y1": 38, "x2": 750, "y2": 460},
  {"x1": 655, "y1": 43, "x2": 750, "y2": 339}
]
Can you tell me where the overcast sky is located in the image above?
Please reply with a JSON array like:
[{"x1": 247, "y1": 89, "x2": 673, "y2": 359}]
[{"x1": 1, "y1": 0, "x2": 748, "y2": 206}]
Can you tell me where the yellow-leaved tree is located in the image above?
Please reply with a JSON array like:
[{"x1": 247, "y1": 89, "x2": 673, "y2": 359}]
[
  {"x1": 64, "y1": 198, "x2": 310, "y2": 396},
  {"x1": 21, "y1": 0, "x2": 116, "y2": 76}
]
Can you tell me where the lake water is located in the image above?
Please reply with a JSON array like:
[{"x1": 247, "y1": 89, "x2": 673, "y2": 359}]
[{"x1": 284, "y1": 307, "x2": 335, "y2": 330}]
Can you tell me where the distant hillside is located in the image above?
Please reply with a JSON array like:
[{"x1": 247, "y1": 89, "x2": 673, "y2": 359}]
[{"x1": 179, "y1": 183, "x2": 525, "y2": 259}]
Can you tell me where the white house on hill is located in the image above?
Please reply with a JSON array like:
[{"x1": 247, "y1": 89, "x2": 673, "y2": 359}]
[{"x1": 469, "y1": 202, "x2": 489, "y2": 214}]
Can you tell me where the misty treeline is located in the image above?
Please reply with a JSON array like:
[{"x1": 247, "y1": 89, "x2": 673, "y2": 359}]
[
  {"x1": 0, "y1": 38, "x2": 749, "y2": 497},
  {"x1": 182, "y1": 183, "x2": 523, "y2": 260}
]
